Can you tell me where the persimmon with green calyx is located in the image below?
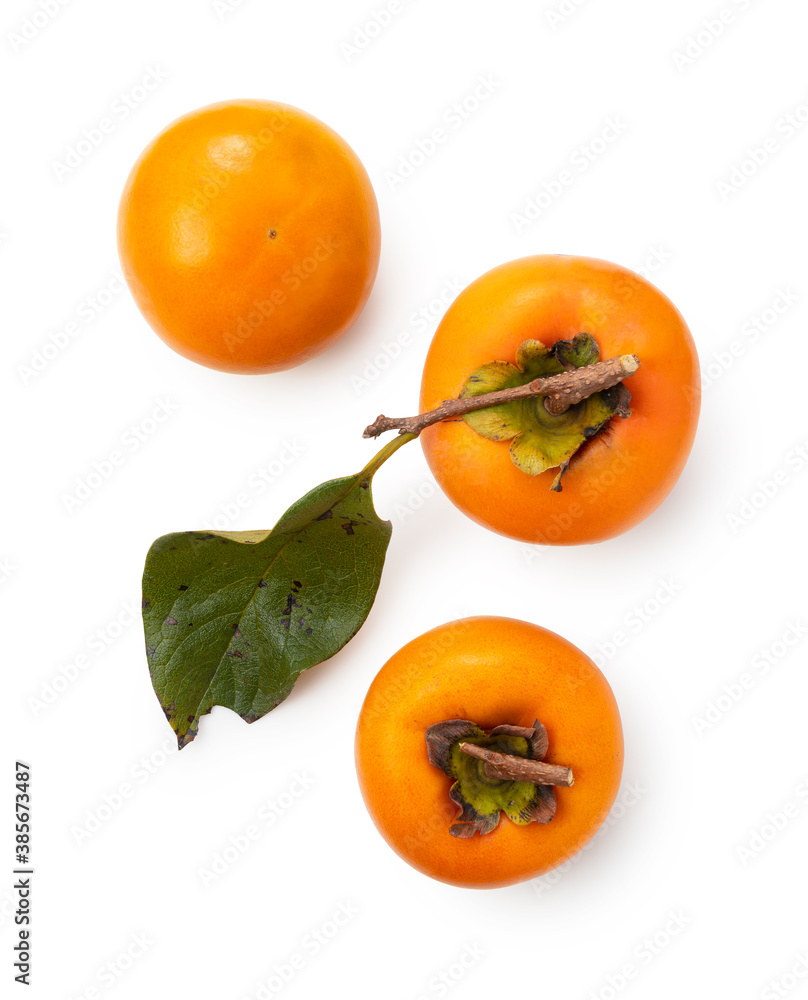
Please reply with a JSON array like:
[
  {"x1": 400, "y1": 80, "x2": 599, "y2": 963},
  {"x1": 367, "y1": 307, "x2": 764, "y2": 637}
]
[
  {"x1": 355, "y1": 617, "x2": 623, "y2": 889},
  {"x1": 399, "y1": 254, "x2": 701, "y2": 544}
]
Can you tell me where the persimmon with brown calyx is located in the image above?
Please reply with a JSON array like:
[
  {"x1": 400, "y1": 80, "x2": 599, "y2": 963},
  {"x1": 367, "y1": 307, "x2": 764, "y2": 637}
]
[
  {"x1": 355, "y1": 616, "x2": 623, "y2": 888},
  {"x1": 118, "y1": 99, "x2": 380, "y2": 374}
]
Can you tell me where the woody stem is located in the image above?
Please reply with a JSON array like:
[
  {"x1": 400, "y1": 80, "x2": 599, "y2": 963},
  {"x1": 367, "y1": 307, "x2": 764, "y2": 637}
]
[
  {"x1": 363, "y1": 354, "x2": 640, "y2": 439},
  {"x1": 459, "y1": 742, "x2": 574, "y2": 787}
]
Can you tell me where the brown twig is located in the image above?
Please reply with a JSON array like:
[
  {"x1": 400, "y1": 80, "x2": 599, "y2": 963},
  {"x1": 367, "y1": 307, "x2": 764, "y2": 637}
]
[
  {"x1": 363, "y1": 354, "x2": 640, "y2": 438},
  {"x1": 459, "y1": 742, "x2": 574, "y2": 787}
]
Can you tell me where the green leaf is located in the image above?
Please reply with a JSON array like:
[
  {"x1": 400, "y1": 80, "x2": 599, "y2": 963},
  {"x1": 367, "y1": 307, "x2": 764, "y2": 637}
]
[{"x1": 143, "y1": 471, "x2": 392, "y2": 748}]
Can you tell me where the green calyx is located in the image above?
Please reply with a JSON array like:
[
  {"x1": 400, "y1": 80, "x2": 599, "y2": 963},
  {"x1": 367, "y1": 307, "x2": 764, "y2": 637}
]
[
  {"x1": 460, "y1": 333, "x2": 631, "y2": 490},
  {"x1": 425, "y1": 719, "x2": 557, "y2": 838}
]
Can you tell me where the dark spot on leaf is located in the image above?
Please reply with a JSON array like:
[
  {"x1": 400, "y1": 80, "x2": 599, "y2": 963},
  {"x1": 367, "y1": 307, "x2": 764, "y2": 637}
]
[
  {"x1": 165, "y1": 616, "x2": 178, "y2": 626},
  {"x1": 281, "y1": 617, "x2": 290, "y2": 629},
  {"x1": 142, "y1": 598, "x2": 151, "y2": 610},
  {"x1": 179, "y1": 585, "x2": 188, "y2": 591},
  {"x1": 232, "y1": 625, "x2": 242, "y2": 635},
  {"x1": 228, "y1": 650, "x2": 244, "y2": 658},
  {"x1": 293, "y1": 580, "x2": 302, "y2": 589},
  {"x1": 258, "y1": 579, "x2": 267, "y2": 588},
  {"x1": 299, "y1": 617, "x2": 306, "y2": 627},
  {"x1": 305, "y1": 628, "x2": 313, "y2": 636},
  {"x1": 316, "y1": 510, "x2": 333, "y2": 520},
  {"x1": 146, "y1": 646, "x2": 156, "y2": 657},
  {"x1": 341, "y1": 519, "x2": 359, "y2": 536},
  {"x1": 283, "y1": 593, "x2": 301, "y2": 615},
  {"x1": 187, "y1": 715, "x2": 194, "y2": 723}
]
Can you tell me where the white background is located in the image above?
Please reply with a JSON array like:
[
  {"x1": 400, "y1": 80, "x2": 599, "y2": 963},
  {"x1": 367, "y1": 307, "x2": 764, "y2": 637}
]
[{"x1": 4, "y1": 0, "x2": 807, "y2": 997}]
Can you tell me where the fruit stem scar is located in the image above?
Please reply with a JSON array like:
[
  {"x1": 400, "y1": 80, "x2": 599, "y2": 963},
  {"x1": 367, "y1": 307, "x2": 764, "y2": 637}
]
[
  {"x1": 459, "y1": 742, "x2": 574, "y2": 786},
  {"x1": 362, "y1": 354, "x2": 640, "y2": 438}
]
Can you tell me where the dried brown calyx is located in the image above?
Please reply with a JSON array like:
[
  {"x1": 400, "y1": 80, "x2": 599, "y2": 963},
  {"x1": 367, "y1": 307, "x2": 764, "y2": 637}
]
[{"x1": 425, "y1": 718, "x2": 574, "y2": 838}]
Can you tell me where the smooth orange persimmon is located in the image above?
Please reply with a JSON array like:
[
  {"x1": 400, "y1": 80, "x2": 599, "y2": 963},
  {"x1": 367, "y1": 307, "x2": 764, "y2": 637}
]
[
  {"x1": 118, "y1": 100, "x2": 381, "y2": 374},
  {"x1": 419, "y1": 255, "x2": 700, "y2": 544},
  {"x1": 355, "y1": 617, "x2": 623, "y2": 889}
]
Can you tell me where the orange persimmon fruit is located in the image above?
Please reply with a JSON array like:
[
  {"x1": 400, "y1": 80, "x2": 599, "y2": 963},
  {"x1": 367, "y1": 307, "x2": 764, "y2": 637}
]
[
  {"x1": 419, "y1": 255, "x2": 700, "y2": 544},
  {"x1": 118, "y1": 99, "x2": 381, "y2": 374},
  {"x1": 355, "y1": 616, "x2": 623, "y2": 888}
]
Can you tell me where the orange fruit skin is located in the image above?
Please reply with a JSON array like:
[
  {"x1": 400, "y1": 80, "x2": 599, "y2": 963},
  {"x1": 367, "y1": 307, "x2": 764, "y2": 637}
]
[
  {"x1": 355, "y1": 617, "x2": 623, "y2": 889},
  {"x1": 419, "y1": 255, "x2": 701, "y2": 544},
  {"x1": 117, "y1": 100, "x2": 381, "y2": 374}
]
